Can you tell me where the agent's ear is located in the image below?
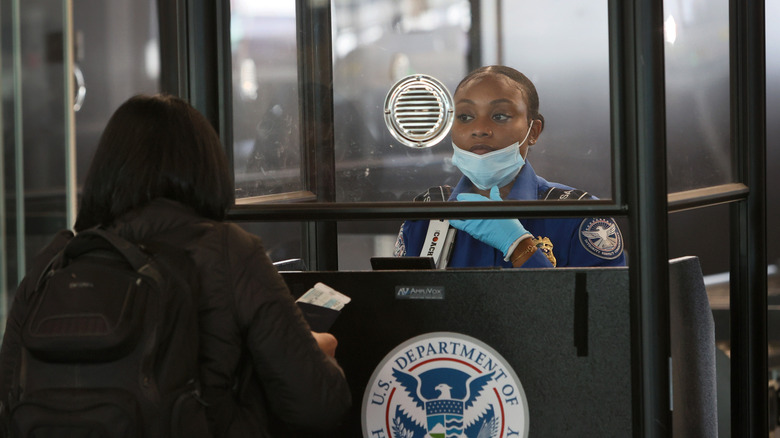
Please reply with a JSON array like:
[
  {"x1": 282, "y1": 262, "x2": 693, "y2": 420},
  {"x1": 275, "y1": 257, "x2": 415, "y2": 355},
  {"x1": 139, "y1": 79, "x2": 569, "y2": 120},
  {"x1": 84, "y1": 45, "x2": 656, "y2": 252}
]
[{"x1": 528, "y1": 118, "x2": 544, "y2": 145}]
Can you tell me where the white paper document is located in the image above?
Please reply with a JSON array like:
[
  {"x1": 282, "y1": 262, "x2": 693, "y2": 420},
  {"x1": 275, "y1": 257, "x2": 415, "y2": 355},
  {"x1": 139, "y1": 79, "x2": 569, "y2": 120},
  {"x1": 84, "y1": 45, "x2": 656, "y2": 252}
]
[{"x1": 296, "y1": 282, "x2": 351, "y2": 311}]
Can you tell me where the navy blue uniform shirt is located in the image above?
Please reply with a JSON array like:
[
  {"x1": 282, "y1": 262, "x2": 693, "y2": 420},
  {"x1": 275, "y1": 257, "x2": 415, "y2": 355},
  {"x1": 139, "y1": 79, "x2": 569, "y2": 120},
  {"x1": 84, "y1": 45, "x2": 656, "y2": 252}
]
[{"x1": 395, "y1": 162, "x2": 626, "y2": 268}]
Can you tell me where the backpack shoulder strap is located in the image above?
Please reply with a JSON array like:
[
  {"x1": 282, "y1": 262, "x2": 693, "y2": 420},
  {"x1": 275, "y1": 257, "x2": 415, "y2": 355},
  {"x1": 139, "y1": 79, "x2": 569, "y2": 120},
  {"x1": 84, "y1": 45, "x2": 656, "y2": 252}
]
[
  {"x1": 31, "y1": 231, "x2": 75, "y2": 292},
  {"x1": 138, "y1": 227, "x2": 205, "y2": 297},
  {"x1": 65, "y1": 228, "x2": 150, "y2": 271}
]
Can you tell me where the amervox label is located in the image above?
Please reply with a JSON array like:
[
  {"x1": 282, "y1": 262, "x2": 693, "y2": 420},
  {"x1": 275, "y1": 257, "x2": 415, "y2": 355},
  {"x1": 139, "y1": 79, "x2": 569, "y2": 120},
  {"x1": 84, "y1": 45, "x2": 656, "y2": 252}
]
[{"x1": 395, "y1": 286, "x2": 445, "y2": 300}]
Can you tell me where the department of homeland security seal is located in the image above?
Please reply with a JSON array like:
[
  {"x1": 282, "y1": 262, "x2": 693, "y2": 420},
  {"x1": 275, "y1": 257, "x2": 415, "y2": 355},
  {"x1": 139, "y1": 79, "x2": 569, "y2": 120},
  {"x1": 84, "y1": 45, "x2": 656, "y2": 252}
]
[
  {"x1": 578, "y1": 217, "x2": 624, "y2": 260},
  {"x1": 362, "y1": 332, "x2": 529, "y2": 438}
]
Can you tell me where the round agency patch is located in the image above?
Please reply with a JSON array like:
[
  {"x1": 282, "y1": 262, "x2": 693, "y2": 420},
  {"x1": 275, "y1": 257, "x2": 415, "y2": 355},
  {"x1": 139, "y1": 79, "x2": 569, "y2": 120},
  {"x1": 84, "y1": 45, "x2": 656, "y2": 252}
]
[
  {"x1": 578, "y1": 217, "x2": 624, "y2": 260},
  {"x1": 362, "y1": 332, "x2": 529, "y2": 438}
]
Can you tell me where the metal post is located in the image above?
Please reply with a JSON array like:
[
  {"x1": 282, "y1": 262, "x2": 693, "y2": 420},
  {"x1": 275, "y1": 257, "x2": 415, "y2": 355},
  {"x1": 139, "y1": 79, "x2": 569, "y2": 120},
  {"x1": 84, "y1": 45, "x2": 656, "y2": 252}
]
[
  {"x1": 729, "y1": 0, "x2": 768, "y2": 435},
  {"x1": 296, "y1": 0, "x2": 338, "y2": 271},
  {"x1": 0, "y1": 0, "x2": 6, "y2": 333},
  {"x1": 11, "y1": 0, "x2": 25, "y2": 282},
  {"x1": 63, "y1": 0, "x2": 77, "y2": 229},
  {"x1": 613, "y1": 0, "x2": 671, "y2": 435}
]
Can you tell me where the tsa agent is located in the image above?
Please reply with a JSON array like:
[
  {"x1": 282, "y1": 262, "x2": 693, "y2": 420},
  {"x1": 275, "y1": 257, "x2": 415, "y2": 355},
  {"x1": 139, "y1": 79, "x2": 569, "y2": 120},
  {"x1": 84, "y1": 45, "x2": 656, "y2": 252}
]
[{"x1": 395, "y1": 65, "x2": 625, "y2": 268}]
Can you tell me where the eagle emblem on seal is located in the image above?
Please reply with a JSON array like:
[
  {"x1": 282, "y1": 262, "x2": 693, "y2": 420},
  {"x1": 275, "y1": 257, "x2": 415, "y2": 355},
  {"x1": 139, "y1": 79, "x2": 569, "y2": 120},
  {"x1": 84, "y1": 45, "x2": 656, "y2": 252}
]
[
  {"x1": 391, "y1": 368, "x2": 499, "y2": 438},
  {"x1": 579, "y1": 218, "x2": 624, "y2": 260}
]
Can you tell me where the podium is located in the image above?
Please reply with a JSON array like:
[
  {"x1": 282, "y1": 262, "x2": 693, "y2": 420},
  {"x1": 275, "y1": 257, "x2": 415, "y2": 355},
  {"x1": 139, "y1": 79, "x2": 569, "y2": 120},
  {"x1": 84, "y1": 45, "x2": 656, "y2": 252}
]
[{"x1": 283, "y1": 267, "x2": 632, "y2": 437}]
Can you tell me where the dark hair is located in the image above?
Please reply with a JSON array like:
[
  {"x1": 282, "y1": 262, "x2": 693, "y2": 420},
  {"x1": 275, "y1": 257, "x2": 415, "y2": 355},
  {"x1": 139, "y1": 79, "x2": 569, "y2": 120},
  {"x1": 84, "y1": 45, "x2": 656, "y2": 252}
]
[
  {"x1": 74, "y1": 94, "x2": 233, "y2": 231},
  {"x1": 455, "y1": 65, "x2": 545, "y2": 129}
]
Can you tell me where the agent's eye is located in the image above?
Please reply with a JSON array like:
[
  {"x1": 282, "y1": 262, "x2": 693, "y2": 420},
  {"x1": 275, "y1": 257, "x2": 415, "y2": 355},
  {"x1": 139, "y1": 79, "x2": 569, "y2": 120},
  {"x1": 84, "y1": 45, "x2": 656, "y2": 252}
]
[
  {"x1": 456, "y1": 113, "x2": 474, "y2": 122},
  {"x1": 492, "y1": 113, "x2": 511, "y2": 122}
]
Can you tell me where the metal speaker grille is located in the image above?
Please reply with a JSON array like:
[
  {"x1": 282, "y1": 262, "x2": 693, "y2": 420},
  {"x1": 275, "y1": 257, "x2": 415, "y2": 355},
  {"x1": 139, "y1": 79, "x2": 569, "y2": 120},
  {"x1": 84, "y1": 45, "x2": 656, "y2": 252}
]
[{"x1": 384, "y1": 74, "x2": 454, "y2": 148}]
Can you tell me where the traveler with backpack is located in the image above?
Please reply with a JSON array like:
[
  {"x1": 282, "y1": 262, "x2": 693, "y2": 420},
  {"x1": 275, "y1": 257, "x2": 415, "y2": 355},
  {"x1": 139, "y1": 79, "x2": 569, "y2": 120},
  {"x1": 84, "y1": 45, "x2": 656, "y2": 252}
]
[{"x1": 0, "y1": 94, "x2": 351, "y2": 437}]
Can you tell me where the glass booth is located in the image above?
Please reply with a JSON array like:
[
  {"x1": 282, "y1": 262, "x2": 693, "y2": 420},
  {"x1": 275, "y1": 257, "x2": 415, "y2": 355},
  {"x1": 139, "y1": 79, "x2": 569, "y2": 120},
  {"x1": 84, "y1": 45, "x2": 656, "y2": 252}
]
[{"x1": 1, "y1": 0, "x2": 773, "y2": 436}]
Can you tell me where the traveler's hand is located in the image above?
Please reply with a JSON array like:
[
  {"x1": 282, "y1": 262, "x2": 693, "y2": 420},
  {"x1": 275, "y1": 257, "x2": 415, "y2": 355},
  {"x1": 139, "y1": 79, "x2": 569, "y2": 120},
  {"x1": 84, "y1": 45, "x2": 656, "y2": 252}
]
[
  {"x1": 450, "y1": 186, "x2": 531, "y2": 258},
  {"x1": 311, "y1": 331, "x2": 338, "y2": 357}
]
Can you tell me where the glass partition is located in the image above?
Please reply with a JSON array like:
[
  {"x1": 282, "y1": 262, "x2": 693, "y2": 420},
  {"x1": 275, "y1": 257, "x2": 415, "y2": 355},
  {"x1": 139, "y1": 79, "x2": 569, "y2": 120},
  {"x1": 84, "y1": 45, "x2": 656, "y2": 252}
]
[
  {"x1": 228, "y1": 0, "x2": 620, "y2": 268},
  {"x1": 230, "y1": 0, "x2": 616, "y2": 204},
  {"x1": 500, "y1": 1, "x2": 612, "y2": 199},
  {"x1": 663, "y1": 0, "x2": 732, "y2": 193},
  {"x1": 662, "y1": 0, "x2": 732, "y2": 432},
  {"x1": 230, "y1": 2, "x2": 302, "y2": 199},
  {"x1": 1, "y1": 0, "x2": 159, "y2": 327},
  {"x1": 331, "y1": 0, "x2": 470, "y2": 203}
]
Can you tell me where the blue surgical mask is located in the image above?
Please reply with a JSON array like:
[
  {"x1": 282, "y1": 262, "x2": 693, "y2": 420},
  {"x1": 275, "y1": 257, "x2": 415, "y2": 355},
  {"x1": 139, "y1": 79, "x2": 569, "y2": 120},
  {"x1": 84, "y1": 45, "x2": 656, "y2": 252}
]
[{"x1": 451, "y1": 121, "x2": 534, "y2": 190}]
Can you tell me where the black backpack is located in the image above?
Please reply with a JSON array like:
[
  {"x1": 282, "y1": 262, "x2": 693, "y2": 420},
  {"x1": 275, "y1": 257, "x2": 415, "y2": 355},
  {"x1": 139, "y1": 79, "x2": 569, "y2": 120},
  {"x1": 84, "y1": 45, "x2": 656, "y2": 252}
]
[{"x1": 7, "y1": 228, "x2": 209, "y2": 438}]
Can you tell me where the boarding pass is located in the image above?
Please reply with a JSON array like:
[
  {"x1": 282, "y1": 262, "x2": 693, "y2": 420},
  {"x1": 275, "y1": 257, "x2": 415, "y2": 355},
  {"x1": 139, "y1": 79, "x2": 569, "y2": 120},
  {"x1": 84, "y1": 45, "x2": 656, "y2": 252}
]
[{"x1": 296, "y1": 282, "x2": 351, "y2": 311}]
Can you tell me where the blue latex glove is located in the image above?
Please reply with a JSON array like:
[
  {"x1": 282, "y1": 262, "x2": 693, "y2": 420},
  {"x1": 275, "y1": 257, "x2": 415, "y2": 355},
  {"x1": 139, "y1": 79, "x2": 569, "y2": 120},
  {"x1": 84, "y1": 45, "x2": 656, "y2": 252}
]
[{"x1": 450, "y1": 186, "x2": 532, "y2": 258}]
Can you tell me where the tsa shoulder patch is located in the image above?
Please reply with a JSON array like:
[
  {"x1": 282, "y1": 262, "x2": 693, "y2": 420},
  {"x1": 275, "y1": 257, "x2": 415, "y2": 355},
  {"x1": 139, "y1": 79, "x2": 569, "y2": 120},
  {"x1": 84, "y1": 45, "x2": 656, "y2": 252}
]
[{"x1": 578, "y1": 218, "x2": 624, "y2": 260}]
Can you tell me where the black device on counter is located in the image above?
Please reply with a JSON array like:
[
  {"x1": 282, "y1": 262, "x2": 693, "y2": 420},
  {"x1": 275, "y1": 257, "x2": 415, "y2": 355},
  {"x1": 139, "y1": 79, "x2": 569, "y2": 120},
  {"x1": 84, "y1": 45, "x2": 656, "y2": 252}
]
[{"x1": 370, "y1": 256, "x2": 436, "y2": 270}]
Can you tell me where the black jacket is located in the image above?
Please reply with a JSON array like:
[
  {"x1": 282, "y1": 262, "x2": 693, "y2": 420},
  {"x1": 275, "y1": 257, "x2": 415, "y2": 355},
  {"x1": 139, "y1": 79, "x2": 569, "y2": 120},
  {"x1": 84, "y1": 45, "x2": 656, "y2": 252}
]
[{"x1": 0, "y1": 198, "x2": 351, "y2": 437}]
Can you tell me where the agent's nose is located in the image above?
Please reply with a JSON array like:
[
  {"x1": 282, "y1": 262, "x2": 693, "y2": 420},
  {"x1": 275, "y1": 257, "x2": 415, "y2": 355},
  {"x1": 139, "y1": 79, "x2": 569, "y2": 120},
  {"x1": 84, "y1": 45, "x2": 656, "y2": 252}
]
[{"x1": 471, "y1": 121, "x2": 492, "y2": 138}]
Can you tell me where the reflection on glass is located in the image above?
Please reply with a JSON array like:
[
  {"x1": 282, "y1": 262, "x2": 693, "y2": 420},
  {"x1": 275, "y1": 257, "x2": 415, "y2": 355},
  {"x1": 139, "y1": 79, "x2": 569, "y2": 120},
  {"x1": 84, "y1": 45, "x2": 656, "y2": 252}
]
[
  {"x1": 501, "y1": 1, "x2": 612, "y2": 199},
  {"x1": 230, "y1": 2, "x2": 302, "y2": 199},
  {"x1": 664, "y1": 0, "x2": 732, "y2": 192},
  {"x1": 2, "y1": 0, "x2": 159, "y2": 308},
  {"x1": 332, "y1": 0, "x2": 471, "y2": 202},
  {"x1": 327, "y1": 1, "x2": 616, "y2": 267},
  {"x1": 664, "y1": 3, "x2": 732, "y2": 428},
  {"x1": 239, "y1": 222, "x2": 302, "y2": 264},
  {"x1": 338, "y1": 221, "x2": 403, "y2": 270},
  {"x1": 231, "y1": 1, "x2": 615, "y2": 203}
]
